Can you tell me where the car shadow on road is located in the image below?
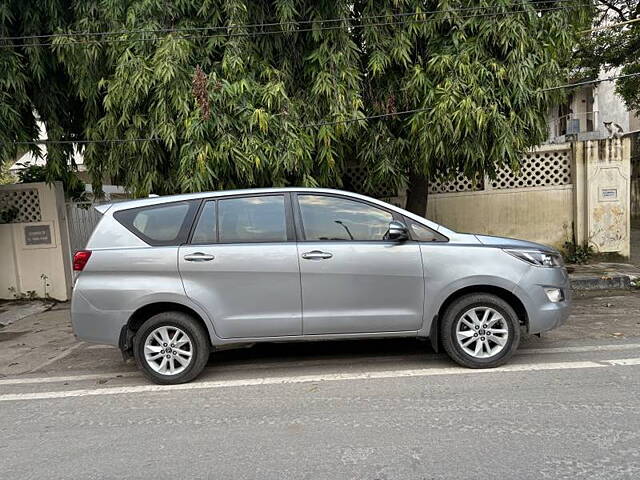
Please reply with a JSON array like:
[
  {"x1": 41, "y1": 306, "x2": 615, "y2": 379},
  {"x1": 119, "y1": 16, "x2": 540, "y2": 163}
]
[{"x1": 209, "y1": 337, "x2": 436, "y2": 368}]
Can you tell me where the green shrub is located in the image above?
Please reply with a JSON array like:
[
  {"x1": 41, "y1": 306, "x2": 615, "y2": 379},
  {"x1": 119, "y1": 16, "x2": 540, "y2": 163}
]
[{"x1": 563, "y1": 241, "x2": 594, "y2": 265}]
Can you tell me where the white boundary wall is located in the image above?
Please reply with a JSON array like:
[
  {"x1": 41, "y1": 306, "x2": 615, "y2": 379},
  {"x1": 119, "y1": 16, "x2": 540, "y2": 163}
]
[
  {"x1": 0, "y1": 182, "x2": 72, "y2": 300},
  {"x1": 402, "y1": 139, "x2": 631, "y2": 255}
]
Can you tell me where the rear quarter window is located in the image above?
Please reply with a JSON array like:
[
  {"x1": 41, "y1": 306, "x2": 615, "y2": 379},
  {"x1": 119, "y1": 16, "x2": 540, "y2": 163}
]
[{"x1": 114, "y1": 201, "x2": 198, "y2": 246}]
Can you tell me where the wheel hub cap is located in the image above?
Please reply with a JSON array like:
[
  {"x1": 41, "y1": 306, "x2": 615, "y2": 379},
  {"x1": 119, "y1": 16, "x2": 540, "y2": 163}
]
[
  {"x1": 455, "y1": 306, "x2": 509, "y2": 359},
  {"x1": 144, "y1": 326, "x2": 193, "y2": 375}
]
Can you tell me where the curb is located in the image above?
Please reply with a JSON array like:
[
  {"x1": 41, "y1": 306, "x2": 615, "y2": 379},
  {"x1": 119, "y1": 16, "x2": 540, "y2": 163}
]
[{"x1": 570, "y1": 274, "x2": 634, "y2": 291}]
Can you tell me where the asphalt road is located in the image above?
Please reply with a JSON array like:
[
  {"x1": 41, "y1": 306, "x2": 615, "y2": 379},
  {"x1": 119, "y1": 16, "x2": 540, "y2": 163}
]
[{"x1": 2, "y1": 337, "x2": 640, "y2": 480}]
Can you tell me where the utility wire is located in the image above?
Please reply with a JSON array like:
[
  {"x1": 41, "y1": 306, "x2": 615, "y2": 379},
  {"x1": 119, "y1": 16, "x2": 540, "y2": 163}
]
[
  {"x1": 301, "y1": 107, "x2": 431, "y2": 128},
  {"x1": 1, "y1": 3, "x2": 591, "y2": 49},
  {"x1": 12, "y1": 72, "x2": 640, "y2": 146},
  {"x1": 12, "y1": 138, "x2": 161, "y2": 145},
  {"x1": 0, "y1": 0, "x2": 588, "y2": 42},
  {"x1": 1, "y1": 2, "x2": 612, "y2": 146},
  {"x1": 540, "y1": 71, "x2": 640, "y2": 90}
]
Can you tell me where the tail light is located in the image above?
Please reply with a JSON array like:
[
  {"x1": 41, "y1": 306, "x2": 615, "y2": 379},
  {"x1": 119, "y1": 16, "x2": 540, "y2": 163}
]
[{"x1": 73, "y1": 250, "x2": 92, "y2": 271}]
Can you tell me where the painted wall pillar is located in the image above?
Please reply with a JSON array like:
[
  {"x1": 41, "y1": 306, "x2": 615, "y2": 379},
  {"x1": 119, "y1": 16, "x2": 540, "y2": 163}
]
[{"x1": 573, "y1": 138, "x2": 631, "y2": 257}]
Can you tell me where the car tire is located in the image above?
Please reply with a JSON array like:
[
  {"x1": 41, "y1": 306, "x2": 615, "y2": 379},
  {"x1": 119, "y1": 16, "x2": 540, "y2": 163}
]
[
  {"x1": 440, "y1": 293, "x2": 521, "y2": 369},
  {"x1": 133, "y1": 311, "x2": 210, "y2": 384}
]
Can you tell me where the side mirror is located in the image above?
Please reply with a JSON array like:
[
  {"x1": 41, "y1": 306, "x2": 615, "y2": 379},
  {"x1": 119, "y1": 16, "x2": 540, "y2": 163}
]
[{"x1": 387, "y1": 221, "x2": 409, "y2": 241}]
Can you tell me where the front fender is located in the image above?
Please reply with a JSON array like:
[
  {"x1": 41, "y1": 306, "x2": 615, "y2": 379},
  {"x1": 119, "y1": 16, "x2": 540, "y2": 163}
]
[
  {"x1": 420, "y1": 275, "x2": 522, "y2": 336},
  {"x1": 418, "y1": 243, "x2": 530, "y2": 337}
]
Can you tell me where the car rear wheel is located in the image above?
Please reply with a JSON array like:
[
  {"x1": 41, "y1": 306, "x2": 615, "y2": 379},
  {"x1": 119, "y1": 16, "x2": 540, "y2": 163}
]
[
  {"x1": 440, "y1": 293, "x2": 520, "y2": 368},
  {"x1": 133, "y1": 311, "x2": 210, "y2": 384}
]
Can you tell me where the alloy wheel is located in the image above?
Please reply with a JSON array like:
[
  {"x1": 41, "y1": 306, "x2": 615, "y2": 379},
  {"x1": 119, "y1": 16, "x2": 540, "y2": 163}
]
[
  {"x1": 143, "y1": 326, "x2": 193, "y2": 375},
  {"x1": 455, "y1": 306, "x2": 509, "y2": 359}
]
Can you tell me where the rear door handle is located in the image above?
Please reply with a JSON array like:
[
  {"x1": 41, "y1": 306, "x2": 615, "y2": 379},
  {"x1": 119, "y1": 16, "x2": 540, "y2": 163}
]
[
  {"x1": 184, "y1": 252, "x2": 215, "y2": 262},
  {"x1": 301, "y1": 250, "x2": 333, "y2": 260}
]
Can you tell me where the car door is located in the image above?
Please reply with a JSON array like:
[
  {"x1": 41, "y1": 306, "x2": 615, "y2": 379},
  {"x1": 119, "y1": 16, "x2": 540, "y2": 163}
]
[
  {"x1": 178, "y1": 194, "x2": 302, "y2": 339},
  {"x1": 294, "y1": 193, "x2": 424, "y2": 335}
]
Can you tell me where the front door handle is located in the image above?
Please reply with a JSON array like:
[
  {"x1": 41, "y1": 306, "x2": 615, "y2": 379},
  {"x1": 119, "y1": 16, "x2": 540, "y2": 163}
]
[
  {"x1": 301, "y1": 250, "x2": 333, "y2": 260},
  {"x1": 184, "y1": 252, "x2": 215, "y2": 262}
]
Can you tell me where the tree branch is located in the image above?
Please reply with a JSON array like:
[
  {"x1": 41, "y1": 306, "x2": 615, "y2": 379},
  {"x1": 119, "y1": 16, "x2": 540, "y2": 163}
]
[{"x1": 597, "y1": 0, "x2": 630, "y2": 22}]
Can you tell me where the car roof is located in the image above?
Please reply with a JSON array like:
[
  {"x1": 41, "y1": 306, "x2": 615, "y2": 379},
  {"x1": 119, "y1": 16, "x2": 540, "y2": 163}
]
[{"x1": 99, "y1": 187, "x2": 452, "y2": 234}]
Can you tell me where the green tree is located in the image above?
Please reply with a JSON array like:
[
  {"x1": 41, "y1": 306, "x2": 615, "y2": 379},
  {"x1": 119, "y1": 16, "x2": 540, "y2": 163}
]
[
  {"x1": 575, "y1": 1, "x2": 640, "y2": 112},
  {"x1": 1, "y1": 1, "x2": 591, "y2": 216},
  {"x1": 54, "y1": 1, "x2": 363, "y2": 197},
  {"x1": 356, "y1": 0, "x2": 591, "y2": 213},
  {"x1": 0, "y1": 1, "x2": 84, "y2": 183}
]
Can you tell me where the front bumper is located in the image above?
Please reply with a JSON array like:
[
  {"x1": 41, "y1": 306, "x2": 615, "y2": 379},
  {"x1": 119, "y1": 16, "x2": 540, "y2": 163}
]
[{"x1": 513, "y1": 266, "x2": 571, "y2": 334}]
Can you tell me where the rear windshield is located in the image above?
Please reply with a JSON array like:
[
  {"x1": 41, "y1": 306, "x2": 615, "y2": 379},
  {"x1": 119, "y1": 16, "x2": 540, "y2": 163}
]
[{"x1": 114, "y1": 201, "x2": 198, "y2": 246}]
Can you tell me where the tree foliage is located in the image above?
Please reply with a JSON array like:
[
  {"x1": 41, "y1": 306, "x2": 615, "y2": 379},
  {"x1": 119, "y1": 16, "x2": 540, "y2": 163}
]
[
  {"x1": 0, "y1": 1, "x2": 83, "y2": 181},
  {"x1": 1, "y1": 1, "x2": 591, "y2": 214},
  {"x1": 575, "y1": 1, "x2": 640, "y2": 112}
]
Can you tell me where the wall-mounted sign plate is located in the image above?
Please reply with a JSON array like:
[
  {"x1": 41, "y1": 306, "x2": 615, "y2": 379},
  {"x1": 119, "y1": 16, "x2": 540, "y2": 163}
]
[
  {"x1": 599, "y1": 187, "x2": 618, "y2": 202},
  {"x1": 24, "y1": 224, "x2": 52, "y2": 245}
]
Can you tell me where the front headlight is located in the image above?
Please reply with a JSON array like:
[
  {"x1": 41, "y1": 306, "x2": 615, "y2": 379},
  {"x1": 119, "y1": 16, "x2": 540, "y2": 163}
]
[{"x1": 504, "y1": 249, "x2": 564, "y2": 267}]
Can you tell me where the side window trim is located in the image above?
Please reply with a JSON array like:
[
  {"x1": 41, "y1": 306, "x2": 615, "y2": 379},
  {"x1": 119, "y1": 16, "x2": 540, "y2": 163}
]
[
  {"x1": 114, "y1": 200, "x2": 201, "y2": 247},
  {"x1": 283, "y1": 192, "x2": 297, "y2": 242},
  {"x1": 291, "y1": 193, "x2": 306, "y2": 241},
  {"x1": 292, "y1": 192, "x2": 403, "y2": 243},
  {"x1": 189, "y1": 193, "x2": 294, "y2": 245}
]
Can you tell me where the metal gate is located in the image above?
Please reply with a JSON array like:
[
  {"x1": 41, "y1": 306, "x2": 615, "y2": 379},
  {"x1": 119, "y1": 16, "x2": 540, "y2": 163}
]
[{"x1": 66, "y1": 202, "x2": 103, "y2": 253}]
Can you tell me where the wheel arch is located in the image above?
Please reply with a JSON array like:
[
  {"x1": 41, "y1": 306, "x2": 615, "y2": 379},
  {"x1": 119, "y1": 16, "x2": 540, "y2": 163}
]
[
  {"x1": 429, "y1": 284, "x2": 529, "y2": 352},
  {"x1": 119, "y1": 301, "x2": 213, "y2": 355}
]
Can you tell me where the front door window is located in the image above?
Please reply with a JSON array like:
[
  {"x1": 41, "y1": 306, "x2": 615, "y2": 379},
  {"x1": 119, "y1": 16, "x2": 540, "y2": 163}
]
[{"x1": 298, "y1": 195, "x2": 393, "y2": 241}]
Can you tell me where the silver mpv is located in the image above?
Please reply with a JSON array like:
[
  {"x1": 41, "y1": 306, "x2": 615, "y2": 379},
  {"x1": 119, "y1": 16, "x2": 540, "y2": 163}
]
[{"x1": 71, "y1": 188, "x2": 570, "y2": 384}]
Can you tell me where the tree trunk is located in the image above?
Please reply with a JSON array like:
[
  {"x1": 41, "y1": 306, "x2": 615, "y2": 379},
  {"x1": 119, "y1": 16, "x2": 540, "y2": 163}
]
[{"x1": 405, "y1": 171, "x2": 428, "y2": 217}]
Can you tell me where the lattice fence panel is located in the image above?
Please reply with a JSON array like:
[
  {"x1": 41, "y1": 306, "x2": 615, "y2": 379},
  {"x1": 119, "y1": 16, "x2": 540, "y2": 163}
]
[
  {"x1": 343, "y1": 164, "x2": 398, "y2": 198},
  {"x1": 0, "y1": 188, "x2": 42, "y2": 223},
  {"x1": 429, "y1": 172, "x2": 484, "y2": 194},
  {"x1": 491, "y1": 149, "x2": 571, "y2": 190}
]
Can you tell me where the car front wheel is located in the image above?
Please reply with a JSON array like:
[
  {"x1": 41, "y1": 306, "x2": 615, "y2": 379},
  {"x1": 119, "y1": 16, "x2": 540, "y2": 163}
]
[
  {"x1": 133, "y1": 311, "x2": 210, "y2": 384},
  {"x1": 441, "y1": 293, "x2": 521, "y2": 368}
]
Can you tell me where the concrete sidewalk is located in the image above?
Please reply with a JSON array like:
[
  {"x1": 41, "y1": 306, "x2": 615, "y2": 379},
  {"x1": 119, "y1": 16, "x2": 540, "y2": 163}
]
[
  {"x1": 1, "y1": 290, "x2": 640, "y2": 378},
  {"x1": 0, "y1": 303, "x2": 87, "y2": 377},
  {"x1": 569, "y1": 262, "x2": 640, "y2": 290},
  {"x1": 567, "y1": 217, "x2": 640, "y2": 290},
  {"x1": 0, "y1": 300, "x2": 53, "y2": 327}
]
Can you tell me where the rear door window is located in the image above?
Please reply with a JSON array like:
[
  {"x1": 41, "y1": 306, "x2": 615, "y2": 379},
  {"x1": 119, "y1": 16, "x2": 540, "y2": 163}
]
[{"x1": 115, "y1": 201, "x2": 197, "y2": 246}]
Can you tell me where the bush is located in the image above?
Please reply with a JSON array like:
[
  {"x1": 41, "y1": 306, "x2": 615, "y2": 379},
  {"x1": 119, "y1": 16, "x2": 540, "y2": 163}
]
[
  {"x1": 0, "y1": 205, "x2": 19, "y2": 224},
  {"x1": 563, "y1": 241, "x2": 594, "y2": 265}
]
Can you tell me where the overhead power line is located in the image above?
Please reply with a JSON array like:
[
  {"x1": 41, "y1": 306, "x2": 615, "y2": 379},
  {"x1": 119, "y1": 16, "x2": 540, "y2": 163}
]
[
  {"x1": 0, "y1": 0, "x2": 583, "y2": 42},
  {"x1": 0, "y1": 2, "x2": 591, "y2": 49},
  {"x1": 3, "y1": 2, "x2": 615, "y2": 146},
  {"x1": 12, "y1": 137, "x2": 161, "y2": 146},
  {"x1": 11, "y1": 108, "x2": 434, "y2": 145},
  {"x1": 540, "y1": 72, "x2": 640, "y2": 91},
  {"x1": 14, "y1": 72, "x2": 640, "y2": 147},
  {"x1": 12, "y1": 73, "x2": 640, "y2": 147}
]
